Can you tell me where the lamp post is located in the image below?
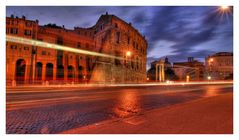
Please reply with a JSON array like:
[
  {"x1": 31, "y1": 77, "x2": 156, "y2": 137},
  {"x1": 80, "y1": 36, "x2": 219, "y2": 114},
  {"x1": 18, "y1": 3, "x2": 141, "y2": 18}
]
[
  {"x1": 208, "y1": 58, "x2": 213, "y2": 80},
  {"x1": 125, "y1": 51, "x2": 131, "y2": 83}
]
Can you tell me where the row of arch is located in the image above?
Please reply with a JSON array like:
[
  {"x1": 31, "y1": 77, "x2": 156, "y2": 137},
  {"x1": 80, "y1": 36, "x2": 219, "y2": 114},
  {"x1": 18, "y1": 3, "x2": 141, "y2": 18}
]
[{"x1": 15, "y1": 59, "x2": 84, "y2": 83}]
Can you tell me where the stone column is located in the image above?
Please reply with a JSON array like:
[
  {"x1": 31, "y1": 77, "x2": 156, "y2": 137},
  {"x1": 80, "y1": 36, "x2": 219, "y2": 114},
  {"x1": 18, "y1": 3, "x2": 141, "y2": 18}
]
[
  {"x1": 53, "y1": 65, "x2": 57, "y2": 81},
  {"x1": 24, "y1": 62, "x2": 30, "y2": 84},
  {"x1": 162, "y1": 64, "x2": 165, "y2": 82},
  {"x1": 155, "y1": 64, "x2": 158, "y2": 81},
  {"x1": 64, "y1": 66, "x2": 68, "y2": 82}
]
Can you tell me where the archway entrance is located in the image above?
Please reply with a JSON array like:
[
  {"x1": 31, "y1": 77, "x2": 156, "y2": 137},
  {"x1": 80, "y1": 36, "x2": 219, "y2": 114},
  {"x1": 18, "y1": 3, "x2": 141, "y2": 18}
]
[
  {"x1": 35, "y1": 62, "x2": 42, "y2": 81},
  {"x1": 78, "y1": 66, "x2": 84, "y2": 82},
  {"x1": 46, "y1": 63, "x2": 53, "y2": 81},
  {"x1": 68, "y1": 65, "x2": 74, "y2": 81},
  {"x1": 15, "y1": 59, "x2": 26, "y2": 84},
  {"x1": 57, "y1": 65, "x2": 64, "y2": 81}
]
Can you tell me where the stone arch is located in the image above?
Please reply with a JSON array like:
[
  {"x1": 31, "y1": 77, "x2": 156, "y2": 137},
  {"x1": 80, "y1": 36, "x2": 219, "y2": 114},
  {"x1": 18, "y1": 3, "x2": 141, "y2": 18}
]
[
  {"x1": 15, "y1": 59, "x2": 26, "y2": 83},
  {"x1": 57, "y1": 65, "x2": 64, "y2": 81},
  {"x1": 78, "y1": 65, "x2": 84, "y2": 80},
  {"x1": 67, "y1": 65, "x2": 74, "y2": 81},
  {"x1": 46, "y1": 63, "x2": 53, "y2": 81},
  {"x1": 35, "y1": 62, "x2": 43, "y2": 81}
]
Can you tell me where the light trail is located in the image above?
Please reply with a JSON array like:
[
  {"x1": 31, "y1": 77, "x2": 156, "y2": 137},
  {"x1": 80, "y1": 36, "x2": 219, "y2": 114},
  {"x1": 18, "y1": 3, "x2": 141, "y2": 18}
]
[{"x1": 6, "y1": 35, "x2": 124, "y2": 60}]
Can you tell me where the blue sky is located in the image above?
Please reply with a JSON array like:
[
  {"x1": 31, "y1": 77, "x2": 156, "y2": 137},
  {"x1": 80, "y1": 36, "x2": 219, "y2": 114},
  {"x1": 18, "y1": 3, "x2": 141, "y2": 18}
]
[{"x1": 6, "y1": 6, "x2": 233, "y2": 69}]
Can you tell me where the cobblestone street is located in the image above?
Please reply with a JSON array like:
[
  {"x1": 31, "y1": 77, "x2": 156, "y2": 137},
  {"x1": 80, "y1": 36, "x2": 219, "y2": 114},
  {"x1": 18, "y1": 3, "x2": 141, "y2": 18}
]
[{"x1": 6, "y1": 84, "x2": 233, "y2": 134}]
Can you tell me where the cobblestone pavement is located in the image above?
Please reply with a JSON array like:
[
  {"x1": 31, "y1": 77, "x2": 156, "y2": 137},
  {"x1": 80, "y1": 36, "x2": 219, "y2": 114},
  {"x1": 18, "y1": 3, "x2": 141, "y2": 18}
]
[{"x1": 6, "y1": 84, "x2": 233, "y2": 134}]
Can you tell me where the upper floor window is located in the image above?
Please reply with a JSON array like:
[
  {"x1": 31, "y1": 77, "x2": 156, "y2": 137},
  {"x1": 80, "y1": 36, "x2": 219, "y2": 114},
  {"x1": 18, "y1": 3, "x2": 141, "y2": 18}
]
[
  {"x1": 86, "y1": 43, "x2": 89, "y2": 49},
  {"x1": 116, "y1": 32, "x2": 120, "y2": 44},
  {"x1": 57, "y1": 37, "x2": 63, "y2": 45},
  {"x1": 24, "y1": 46, "x2": 29, "y2": 50},
  {"x1": 10, "y1": 28, "x2": 18, "y2": 34},
  {"x1": 6, "y1": 20, "x2": 10, "y2": 25},
  {"x1": 115, "y1": 23, "x2": 118, "y2": 28},
  {"x1": 24, "y1": 30, "x2": 32, "y2": 36},
  {"x1": 25, "y1": 21, "x2": 32, "y2": 27},
  {"x1": 42, "y1": 51, "x2": 46, "y2": 55},
  {"x1": 127, "y1": 37, "x2": 130, "y2": 44},
  {"x1": 77, "y1": 42, "x2": 81, "y2": 48},
  {"x1": 10, "y1": 45, "x2": 17, "y2": 49}
]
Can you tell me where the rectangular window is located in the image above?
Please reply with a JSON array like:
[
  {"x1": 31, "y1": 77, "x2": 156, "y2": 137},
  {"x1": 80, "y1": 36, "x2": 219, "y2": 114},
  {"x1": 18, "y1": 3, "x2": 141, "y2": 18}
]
[
  {"x1": 25, "y1": 21, "x2": 32, "y2": 27},
  {"x1": 42, "y1": 51, "x2": 46, "y2": 55},
  {"x1": 6, "y1": 28, "x2": 9, "y2": 34},
  {"x1": 6, "y1": 20, "x2": 10, "y2": 25},
  {"x1": 77, "y1": 42, "x2": 81, "y2": 48},
  {"x1": 86, "y1": 43, "x2": 89, "y2": 49},
  {"x1": 128, "y1": 37, "x2": 130, "y2": 44},
  {"x1": 24, "y1": 30, "x2": 32, "y2": 36},
  {"x1": 24, "y1": 47, "x2": 29, "y2": 50},
  {"x1": 116, "y1": 32, "x2": 120, "y2": 43},
  {"x1": 10, "y1": 28, "x2": 18, "y2": 34},
  {"x1": 11, "y1": 45, "x2": 17, "y2": 49}
]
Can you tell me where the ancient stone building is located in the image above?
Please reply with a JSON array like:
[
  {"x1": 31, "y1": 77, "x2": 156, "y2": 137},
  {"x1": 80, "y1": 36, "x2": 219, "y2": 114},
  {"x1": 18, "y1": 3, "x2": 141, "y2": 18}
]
[{"x1": 6, "y1": 13, "x2": 148, "y2": 85}]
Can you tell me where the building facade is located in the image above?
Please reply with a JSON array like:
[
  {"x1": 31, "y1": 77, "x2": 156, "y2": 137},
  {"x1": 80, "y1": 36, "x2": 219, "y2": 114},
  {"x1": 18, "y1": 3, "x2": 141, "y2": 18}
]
[
  {"x1": 205, "y1": 52, "x2": 233, "y2": 80},
  {"x1": 173, "y1": 57, "x2": 205, "y2": 81},
  {"x1": 6, "y1": 13, "x2": 148, "y2": 85}
]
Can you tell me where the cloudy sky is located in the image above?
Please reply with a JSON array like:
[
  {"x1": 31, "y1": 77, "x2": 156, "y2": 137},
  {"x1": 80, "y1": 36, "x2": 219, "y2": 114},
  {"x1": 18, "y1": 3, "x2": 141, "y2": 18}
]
[{"x1": 6, "y1": 6, "x2": 233, "y2": 68}]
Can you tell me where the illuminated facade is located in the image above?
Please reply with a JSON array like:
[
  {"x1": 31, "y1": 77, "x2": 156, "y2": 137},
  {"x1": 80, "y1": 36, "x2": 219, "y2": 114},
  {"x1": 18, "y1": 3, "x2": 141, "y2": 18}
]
[
  {"x1": 205, "y1": 52, "x2": 233, "y2": 80},
  {"x1": 173, "y1": 57, "x2": 205, "y2": 81},
  {"x1": 6, "y1": 13, "x2": 147, "y2": 85}
]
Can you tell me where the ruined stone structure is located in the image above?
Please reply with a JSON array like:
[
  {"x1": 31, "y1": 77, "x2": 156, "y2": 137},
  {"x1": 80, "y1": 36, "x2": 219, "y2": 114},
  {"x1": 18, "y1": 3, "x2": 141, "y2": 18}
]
[{"x1": 6, "y1": 13, "x2": 148, "y2": 85}]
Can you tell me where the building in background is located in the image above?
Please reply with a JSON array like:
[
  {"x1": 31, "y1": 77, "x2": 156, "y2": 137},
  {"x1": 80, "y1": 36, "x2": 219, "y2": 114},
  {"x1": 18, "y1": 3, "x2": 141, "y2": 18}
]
[
  {"x1": 172, "y1": 57, "x2": 205, "y2": 81},
  {"x1": 205, "y1": 52, "x2": 233, "y2": 80},
  {"x1": 147, "y1": 57, "x2": 178, "y2": 82},
  {"x1": 6, "y1": 13, "x2": 148, "y2": 85}
]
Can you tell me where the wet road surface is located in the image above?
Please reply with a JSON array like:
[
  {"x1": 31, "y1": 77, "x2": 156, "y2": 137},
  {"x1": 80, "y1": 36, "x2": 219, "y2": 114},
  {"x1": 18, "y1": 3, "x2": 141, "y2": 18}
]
[{"x1": 6, "y1": 84, "x2": 233, "y2": 134}]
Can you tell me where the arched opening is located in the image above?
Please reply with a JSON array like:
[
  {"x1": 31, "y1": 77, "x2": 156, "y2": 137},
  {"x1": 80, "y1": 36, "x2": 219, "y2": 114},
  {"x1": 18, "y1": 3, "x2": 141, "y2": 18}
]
[
  {"x1": 35, "y1": 62, "x2": 42, "y2": 81},
  {"x1": 15, "y1": 59, "x2": 26, "y2": 83},
  {"x1": 57, "y1": 65, "x2": 64, "y2": 81},
  {"x1": 68, "y1": 65, "x2": 74, "y2": 81},
  {"x1": 46, "y1": 63, "x2": 53, "y2": 81},
  {"x1": 78, "y1": 66, "x2": 84, "y2": 81}
]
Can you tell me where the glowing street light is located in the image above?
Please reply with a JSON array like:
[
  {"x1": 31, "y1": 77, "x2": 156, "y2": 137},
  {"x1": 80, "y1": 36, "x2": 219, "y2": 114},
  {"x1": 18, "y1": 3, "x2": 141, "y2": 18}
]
[
  {"x1": 209, "y1": 58, "x2": 214, "y2": 62},
  {"x1": 207, "y1": 76, "x2": 211, "y2": 80},
  {"x1": 126, "y1": 51, "x2": 131, "y2": 57}
]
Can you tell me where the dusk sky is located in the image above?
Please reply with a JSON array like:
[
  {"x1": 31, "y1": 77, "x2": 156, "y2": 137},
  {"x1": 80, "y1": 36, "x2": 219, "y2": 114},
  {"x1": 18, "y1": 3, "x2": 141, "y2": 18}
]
[{"x1": 6, "y1": 6, "x2": 233, "y2": 68}]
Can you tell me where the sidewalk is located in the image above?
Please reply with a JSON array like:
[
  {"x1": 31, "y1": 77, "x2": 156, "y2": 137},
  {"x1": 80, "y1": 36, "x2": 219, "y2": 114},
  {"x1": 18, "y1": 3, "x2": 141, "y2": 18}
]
[{"x1": 61, "y1": 93, "x2": 233, "y2": 134}]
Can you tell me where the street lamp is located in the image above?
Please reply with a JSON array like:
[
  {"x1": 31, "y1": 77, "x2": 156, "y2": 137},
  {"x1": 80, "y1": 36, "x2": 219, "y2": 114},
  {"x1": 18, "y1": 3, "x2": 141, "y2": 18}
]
[
  {"x1": 207, "y1": 76, "x2": 211, "y2": 80},
  {"x1": 126, "y1": 51, "x2": 131, "y2": 57},
  {"x1": 125, "y1": 51, "x2": 131, "y2": 83}
]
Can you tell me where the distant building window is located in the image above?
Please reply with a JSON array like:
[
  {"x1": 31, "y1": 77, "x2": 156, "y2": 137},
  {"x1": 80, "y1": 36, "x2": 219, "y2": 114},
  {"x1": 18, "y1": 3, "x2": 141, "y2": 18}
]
[
  {"x1": 100, "y1": 25, "x2": 103, "y2": 30},
  {"x1": 26, "y1": 22, "x2": 32, "y2": 27},
  {"x1": 6, "y1": 20, "x2": 10, "y2": 25},
  {"x1": 12, "y1": 20, "x2": 18, "y2": 25},
  {"x1": 24, "y1": 30, "x2": 31, "y2": 36},
  {"x1": 86, "y1": 43, "x2": 89, "y2": 49},
  {"x1": 42, "y1": 51, "x2": 46, "y2": 55},
  {"x1": 10, "y1": 45, "x2": 17, "y2": 49},
  {"x1": 77, "y1": 42, "x2": 81, "y2": 48},
  {"x1": 24, "y1": 47, "x2": 29, "y2": 50},
  {"x1": 127, "y1": 37, "x2": 130, "y2": 44},
  {"x1": 6, "y1": 28, "x2": 9, "y2": 34},
  {"x1": 115, "y1": 23, "x2": 118, "y2": 28},
  {"x1": 116, "y1": 32, "x2": 120, "y2": 43},
  {"x1": 10, "y1": 28, "x2": 18, "y2": 34},
  {"x1": 57, "y1": 37, "x2": 63, "y2": 45}
]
